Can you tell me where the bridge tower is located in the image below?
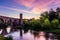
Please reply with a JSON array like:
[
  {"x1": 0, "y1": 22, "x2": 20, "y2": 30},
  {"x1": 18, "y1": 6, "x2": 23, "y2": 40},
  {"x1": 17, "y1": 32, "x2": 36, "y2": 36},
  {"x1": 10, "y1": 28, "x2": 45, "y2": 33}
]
[{"x1": 19, "y1": 13, "x2": 23, "y2": 25}]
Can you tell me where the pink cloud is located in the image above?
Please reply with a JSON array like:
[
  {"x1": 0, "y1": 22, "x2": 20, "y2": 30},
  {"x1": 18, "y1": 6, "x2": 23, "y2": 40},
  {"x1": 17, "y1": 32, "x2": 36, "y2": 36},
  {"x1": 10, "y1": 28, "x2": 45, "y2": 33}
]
[
  {"x1": 31, "y1": 0, "x2": 60, "y2": 14},
  {"x1": 14, "y1": 0, "x2": 35, "y2": 8},
  {"x1": 14, "y1": 0, "x2": 60, "y2": 14},
  {"x1": 50, "y1": 0, "x2": 60, "y2": 6},
  {"x1": 31, "y1": 0, "x2": 53, "y2": 14}
]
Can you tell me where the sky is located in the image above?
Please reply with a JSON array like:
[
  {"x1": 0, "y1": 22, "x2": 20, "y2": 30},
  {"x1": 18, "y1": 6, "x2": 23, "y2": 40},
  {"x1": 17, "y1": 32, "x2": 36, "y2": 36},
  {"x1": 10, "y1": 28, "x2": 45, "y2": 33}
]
[{"x1": 0, "y1": 0, "x2": 60, "y2": 19}]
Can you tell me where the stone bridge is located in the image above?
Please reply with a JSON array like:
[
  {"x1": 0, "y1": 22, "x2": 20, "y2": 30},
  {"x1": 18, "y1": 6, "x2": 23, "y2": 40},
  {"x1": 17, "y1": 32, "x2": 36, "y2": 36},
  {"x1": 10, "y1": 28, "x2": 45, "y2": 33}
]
[{"x1": 0, "y1": 13, "x2": 23, "y2": 35}]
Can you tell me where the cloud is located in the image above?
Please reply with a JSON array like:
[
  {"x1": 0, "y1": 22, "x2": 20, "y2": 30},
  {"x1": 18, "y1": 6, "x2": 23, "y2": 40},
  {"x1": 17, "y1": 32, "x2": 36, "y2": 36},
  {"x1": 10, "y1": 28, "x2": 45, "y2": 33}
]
[
  {"x1": 14, "y1": 0, "x2": 60, "y2": 14},
  {"x1": 0, "y1": 6, "x2": 40, "y2": 19},
  {"x1": 0, "y1": 6, "x2": 37, "y2": 14},
  {"x1": 14, "y1": 0, "x2": 36, "y2": 8},
  {"x1": 31, "y1": 0, "x2": 53, "y2": 14},
  {"x1": 51, "y1": 0, "x2": 60, "y2": 7}
]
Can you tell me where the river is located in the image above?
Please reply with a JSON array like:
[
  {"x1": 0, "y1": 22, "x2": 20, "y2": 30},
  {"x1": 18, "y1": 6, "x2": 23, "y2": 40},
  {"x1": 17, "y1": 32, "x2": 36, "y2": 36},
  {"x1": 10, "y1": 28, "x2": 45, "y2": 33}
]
[{"x1": 0, "y1": 27, "x2": 58, "y2": 40}]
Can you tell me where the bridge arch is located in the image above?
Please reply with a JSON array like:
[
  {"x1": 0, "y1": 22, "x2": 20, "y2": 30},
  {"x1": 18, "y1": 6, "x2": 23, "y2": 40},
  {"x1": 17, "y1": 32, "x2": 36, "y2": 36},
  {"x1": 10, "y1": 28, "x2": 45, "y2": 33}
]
[{"x1": 0, "y1": 18, "x2": 4, "y2": 23}]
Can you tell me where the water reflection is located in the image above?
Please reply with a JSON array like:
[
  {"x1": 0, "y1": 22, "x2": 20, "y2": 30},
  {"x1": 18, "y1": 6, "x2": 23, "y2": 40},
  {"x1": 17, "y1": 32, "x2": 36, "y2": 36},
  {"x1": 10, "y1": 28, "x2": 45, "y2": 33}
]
[
  {"x1": 24, "y1": 29, "x2": 28, "y2": 34},
  {"x1": 32, "y1": 31, "x2": 46, "y2": 40},
  {"x1": 0, "y1": 28, "x2": 58, "y2": 40},
  {"x1": 20, "y1": 29, "x2": 23, "y2": 39},
  {"x1": 0, "y1": 26, "x2": 11, "y2": 35},
  {"x1": 7, "y1": 26, "x2": 11, "y2": 33},
  {"x1": 48, "y1": 33, "x2": 56, "y2": 40},
  {"x1": 39, "y1": 31, "x2": 46, "y2": 40},
  {"x1": 7, "y1": 30, "x2": 58, "y2": 40},
  {"x1": 33, "y1": 31, "x2": 39, "y2": 40},
  {"x1": 0, "y1": 29, "x2": 2, "y2": 34}
]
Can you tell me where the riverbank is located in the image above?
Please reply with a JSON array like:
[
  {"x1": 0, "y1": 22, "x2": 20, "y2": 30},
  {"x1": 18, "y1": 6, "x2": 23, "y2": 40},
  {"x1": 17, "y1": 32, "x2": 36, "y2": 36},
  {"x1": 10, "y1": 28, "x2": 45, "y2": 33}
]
[{"x1": 0, "y1": 35, "x2": 12, "y2": 40}]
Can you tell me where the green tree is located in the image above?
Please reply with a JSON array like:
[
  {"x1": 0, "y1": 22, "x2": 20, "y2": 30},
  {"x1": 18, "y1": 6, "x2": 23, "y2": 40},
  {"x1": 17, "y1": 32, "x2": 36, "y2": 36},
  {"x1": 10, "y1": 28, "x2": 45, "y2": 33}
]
[
  {"x1": 43, "y1": 18, "x2": 51, "y2": 29},
  {"x1": 30, "y1": 19, "x2": 41, "y2": 31},
  {"x1": 51, "y1": 19, "x2": 59, "y2": 29},
  {"x1": 5, "y1": 36, "x2": 13, "y2": 40},
  {"x1": 0, "y1": 35, "x2": 13, "y2": 40},
  {"x1": 40, "y1": 11, "x2": 50, "y2": 29},
  {"x1": 0, "y1": 35, "x2": 5, "y2": 40}
]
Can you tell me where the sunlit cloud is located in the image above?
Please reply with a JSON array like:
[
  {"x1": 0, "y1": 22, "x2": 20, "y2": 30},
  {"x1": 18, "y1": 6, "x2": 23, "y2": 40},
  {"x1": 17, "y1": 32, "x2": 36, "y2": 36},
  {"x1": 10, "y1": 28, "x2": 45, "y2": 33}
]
[
  {"x1": 14, "y1": 0, "x2": 60, "y2": 14},
  {"x1": 0, "y1": 0, "x2": 60, "y2": 19},
  {"x1": 32, "y1": 8, "x2": 47, "y2": 14},
  {"x1": 31, "y1": 0, "x2": 53, "y2": 14}
]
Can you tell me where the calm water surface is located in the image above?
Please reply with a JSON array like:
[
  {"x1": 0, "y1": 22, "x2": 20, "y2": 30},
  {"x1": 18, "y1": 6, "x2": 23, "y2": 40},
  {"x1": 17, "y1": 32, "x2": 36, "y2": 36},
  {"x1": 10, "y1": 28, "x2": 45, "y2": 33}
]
[{"x1": 0, "y1": 27, "x2": 58, "y2": 40}]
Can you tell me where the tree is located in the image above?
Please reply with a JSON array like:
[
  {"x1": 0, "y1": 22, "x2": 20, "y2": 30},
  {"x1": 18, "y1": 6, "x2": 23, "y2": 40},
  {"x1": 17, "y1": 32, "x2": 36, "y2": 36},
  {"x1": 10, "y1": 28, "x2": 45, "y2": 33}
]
[
  {"x1": 23, "y1": 19, "x2": 30, "y2": 33},
  {"x1": 43, "y1": 18, "x2": 51, "y2": 29},
  {"x1": 56, "y1": 7, "x2": 60, "y2": 13},
  {"x1": 40, "y1": 11, "x2": 50, "y2": 29},
  {"x1": 49, "y1": 9, "x2": 56, "y2": 21},
  {"x1": 0, "y1": 35, "x2": 13, "y2": 40},
  {"x1": 30, "y1": 19, "x2": 41, "y2": 31},
  {"x1": 51, "y1": 19, "x2": 59, "y2": 29}
]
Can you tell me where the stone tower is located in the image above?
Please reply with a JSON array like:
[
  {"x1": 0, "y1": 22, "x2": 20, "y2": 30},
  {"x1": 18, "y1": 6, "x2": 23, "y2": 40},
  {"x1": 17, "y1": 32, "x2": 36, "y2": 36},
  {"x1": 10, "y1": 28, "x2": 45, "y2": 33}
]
[{"x1": 20, "y1": 13, "x2": 23, "y2": 25}]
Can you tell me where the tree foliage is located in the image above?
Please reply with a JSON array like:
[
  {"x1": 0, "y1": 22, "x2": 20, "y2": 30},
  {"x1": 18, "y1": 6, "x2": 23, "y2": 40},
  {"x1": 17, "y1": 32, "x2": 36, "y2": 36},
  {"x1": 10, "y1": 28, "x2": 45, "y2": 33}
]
[{"x1": 23, "y1": 7, "x2": 60, "y2": 31}]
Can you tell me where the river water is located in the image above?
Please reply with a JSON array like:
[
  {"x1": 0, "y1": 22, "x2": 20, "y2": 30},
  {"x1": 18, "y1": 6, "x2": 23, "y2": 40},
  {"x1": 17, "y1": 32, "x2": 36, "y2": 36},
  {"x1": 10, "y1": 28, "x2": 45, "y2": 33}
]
[{"x1": 0, "y1": 27, "x2": 58, "y2": 40}]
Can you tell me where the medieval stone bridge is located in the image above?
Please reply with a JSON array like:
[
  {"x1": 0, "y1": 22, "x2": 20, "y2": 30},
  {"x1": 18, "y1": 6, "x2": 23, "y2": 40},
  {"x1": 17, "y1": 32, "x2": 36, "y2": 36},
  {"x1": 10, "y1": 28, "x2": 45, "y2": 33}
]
[{"x1": 0, "y1": 13, "x2": 23, "y2": 35}]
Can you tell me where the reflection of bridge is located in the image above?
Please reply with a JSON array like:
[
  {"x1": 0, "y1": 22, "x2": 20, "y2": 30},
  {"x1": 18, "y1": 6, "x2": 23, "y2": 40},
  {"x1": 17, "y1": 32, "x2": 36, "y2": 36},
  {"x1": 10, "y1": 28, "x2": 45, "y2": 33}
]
[{"x1": 0, "y1": 13, "x2": 23, "y2": 35}]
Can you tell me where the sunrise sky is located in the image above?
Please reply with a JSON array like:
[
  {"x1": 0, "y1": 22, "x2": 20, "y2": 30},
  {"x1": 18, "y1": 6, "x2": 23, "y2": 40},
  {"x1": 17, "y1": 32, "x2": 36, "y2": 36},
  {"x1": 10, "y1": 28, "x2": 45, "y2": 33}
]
[{"x1": 0, "y1": 0, "x2": 60, "y2": 19}]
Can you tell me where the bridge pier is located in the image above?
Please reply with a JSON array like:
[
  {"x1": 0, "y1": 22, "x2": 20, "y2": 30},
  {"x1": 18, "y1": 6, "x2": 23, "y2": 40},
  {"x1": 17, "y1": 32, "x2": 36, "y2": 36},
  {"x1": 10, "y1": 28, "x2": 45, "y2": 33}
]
[
  {"x1": 1, "y1": 28, "x2": 8, "y2": 35},
  {"x1": 10, "y1": 26, "x2": 17, "y2": 33},
  {"x1": 10, "y1": 27, "x2": 14, "y2": 33}
]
